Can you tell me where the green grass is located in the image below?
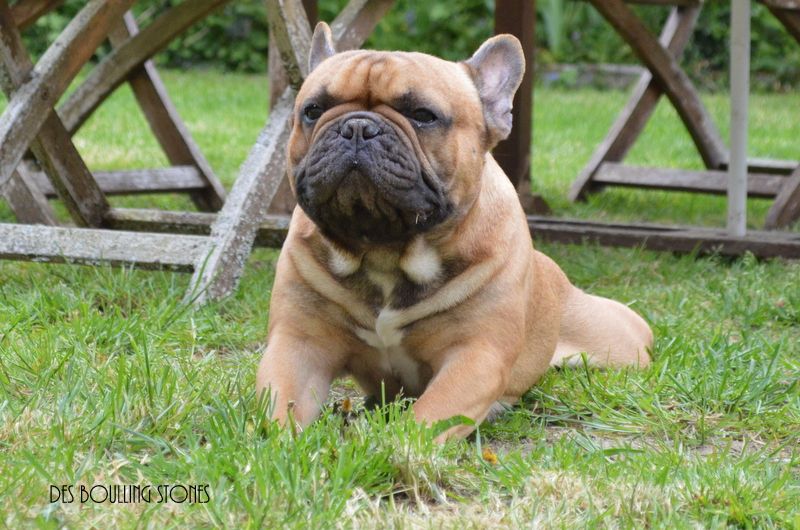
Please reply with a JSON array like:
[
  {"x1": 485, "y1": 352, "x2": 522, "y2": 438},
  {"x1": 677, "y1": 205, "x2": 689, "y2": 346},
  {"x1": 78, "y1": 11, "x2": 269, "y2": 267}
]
[{"x1": 1, "y1": 70, "x2": 799, "y2": 528}]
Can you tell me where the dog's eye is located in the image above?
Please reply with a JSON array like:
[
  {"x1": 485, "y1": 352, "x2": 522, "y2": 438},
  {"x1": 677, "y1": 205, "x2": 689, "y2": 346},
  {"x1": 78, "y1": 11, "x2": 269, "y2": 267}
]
[
  {"x1": 409, "y1": 108, "x2": 437, "y2": 124},
  {"x1": 303, "y1": 104, "x2": 324, "y2": 122}
]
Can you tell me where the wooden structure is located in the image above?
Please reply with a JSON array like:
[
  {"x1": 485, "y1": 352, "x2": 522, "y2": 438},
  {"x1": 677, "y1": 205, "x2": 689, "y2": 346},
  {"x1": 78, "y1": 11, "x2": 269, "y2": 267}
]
[
  {"x1": 569, "y1": 0, "x2": 800, "y2": 230},
  {"x1": 1, "y1": 0, "x2": 799, "y2": 307},
  {"x1": 0, "y1": 0, "x2": 393, "y2": 303},
  {"x1": 0, "y1": 0, "x2": 547, "y2": 304},
  {"x1": 1, "y1": 1, "x2": 231, "y2": 223}
]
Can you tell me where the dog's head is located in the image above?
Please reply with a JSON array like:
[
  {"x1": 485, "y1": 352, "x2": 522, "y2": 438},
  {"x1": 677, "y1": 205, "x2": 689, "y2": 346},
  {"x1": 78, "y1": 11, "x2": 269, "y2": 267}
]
[{"x1": 288, "y1": 23, "x2": 524, "y2": 249}]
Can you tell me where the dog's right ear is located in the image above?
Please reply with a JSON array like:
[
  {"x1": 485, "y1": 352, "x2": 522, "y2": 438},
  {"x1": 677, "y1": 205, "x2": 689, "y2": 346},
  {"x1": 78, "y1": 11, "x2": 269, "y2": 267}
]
[{"x1": 309, "y1": 22, "x2": 336, "y2": 73}]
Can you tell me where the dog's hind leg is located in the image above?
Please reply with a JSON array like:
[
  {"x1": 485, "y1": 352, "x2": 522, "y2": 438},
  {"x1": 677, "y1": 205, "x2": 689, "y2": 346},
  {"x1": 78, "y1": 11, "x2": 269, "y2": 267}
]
[{"x1": 551, "y1": 286, "x2": 653, "y2": 369}]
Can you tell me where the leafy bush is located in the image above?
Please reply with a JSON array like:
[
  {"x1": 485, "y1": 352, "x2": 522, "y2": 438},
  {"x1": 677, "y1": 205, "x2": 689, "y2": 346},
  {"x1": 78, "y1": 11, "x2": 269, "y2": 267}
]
[{"x1": 18, "y1": 0, "x2": 800, "y2": 89}]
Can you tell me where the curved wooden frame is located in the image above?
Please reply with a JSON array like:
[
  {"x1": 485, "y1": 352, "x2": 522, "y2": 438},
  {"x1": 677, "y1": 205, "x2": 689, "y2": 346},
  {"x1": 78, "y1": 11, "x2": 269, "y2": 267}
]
[
  {"x1": 569, "y1": 4, "x2": 702, "y2": 201},
  {"x1": 570, "y1": 0, "x2": 800, "y2": 229},
  {"x1": 59, "y1": 0, "x2": 230, "y2": 134},
  {"x1": 0, "y1": 0, "x2": 135, "y2": 196},
  {"x1": 188, "y1": 0, "x2": 397, "y2": 303}
]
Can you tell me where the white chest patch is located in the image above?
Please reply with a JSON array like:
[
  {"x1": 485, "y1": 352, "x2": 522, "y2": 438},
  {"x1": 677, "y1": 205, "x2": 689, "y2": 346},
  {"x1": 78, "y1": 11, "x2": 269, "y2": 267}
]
[
  {"x1": 354, "y1": 326, "x2": 422, "y2": 394},
  {"x1": 354, "y1": 307, "x2": 422, "y2": 393},
  {"x1": 355, "y1": 307, "x2": 403, "y2": 350},
  {"x1": 399, "y1": 237, "x2": 442, "y2": 285},
  {"x1": 328, "y1": 245, "x2": 362, "y2": 276},
  {"x1": 349, "y1": 238, "x2": 442, "y2": 395}
]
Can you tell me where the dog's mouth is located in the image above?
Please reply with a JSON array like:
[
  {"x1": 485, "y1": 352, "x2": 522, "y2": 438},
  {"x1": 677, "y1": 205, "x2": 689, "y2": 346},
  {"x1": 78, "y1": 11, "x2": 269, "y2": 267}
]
[{"x1": 294, "y1": 112, "x2": 452, "y2": 245}]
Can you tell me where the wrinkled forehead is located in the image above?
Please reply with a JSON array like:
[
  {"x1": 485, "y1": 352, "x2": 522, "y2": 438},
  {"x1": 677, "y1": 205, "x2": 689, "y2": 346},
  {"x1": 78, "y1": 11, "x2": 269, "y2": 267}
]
[{"x1": 297, "y1": 50, "x2": 479, "y2": 110}]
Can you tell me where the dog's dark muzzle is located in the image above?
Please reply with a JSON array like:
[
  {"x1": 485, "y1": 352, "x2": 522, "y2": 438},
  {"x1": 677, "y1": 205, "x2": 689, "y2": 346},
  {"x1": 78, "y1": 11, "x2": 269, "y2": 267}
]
[{"x1": 294, "y1": 112, "x2": 452, "y2": 245}]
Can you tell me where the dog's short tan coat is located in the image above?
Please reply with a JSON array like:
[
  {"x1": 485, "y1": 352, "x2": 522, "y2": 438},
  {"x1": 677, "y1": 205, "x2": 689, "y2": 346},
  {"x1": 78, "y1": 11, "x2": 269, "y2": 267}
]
[{"x1": 257, "y1": 24, "x2": 652, "y2": 440}]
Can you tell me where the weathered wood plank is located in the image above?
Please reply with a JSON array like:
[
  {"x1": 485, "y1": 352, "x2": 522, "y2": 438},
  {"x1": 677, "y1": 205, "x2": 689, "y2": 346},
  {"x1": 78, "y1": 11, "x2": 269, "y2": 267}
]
[
  {"x1": 765, "y1": 166, "x2": 800, "y2": 229},
  {"x1": 0, "y1": 223, "x2": 209, "y2": 271},
  {"x1": 106, "y1": 12, "x2": 227, "y2": 211},
  {"x1": 59, "y1": 0, "x2": 229, "y2": 134},
  {"x1": 569, "y1": 5, "x2": 700, "y2": 201},
  {"x1": 734, "y1": 157, "x2": 799, "y2": 175},
  {"x1": 0, "y1": 163, "x2": 58, "y2": 225},
  {"x1": 265, "y1": 0, "x2": 313, "y2": 90},
  {"x1": 765, "y1": 3, "x2": 800, "y2": 41},
  {"x1": 103, "y1": 207, "x2": 800, "y2": 260},
  {"x1": 528, "y1": 216, "x2": 800, "y2": 259},
  {"x1": 0, "y1": 0, "x2": 136, "y2": 192},
  {"x1": 494, "y1": 0, "x2": 539, "y2": 211},
  {"x1": 268, "y1": 0, "x2": 317, "y2": 108},
  {"x1": 586, "y1": 0, "x2": 727, "y2": 170},
  {"x1": 330, "y1": 0, "x2": 395, "y2": 51},
  {"x1": 577, "y1": 0, "x2": 700, "y2": 4},
  {"x1": 187, "y1": 89, "x2": 296, "y2": 303},
  {"x1": 0, "y1": 1, "x2": 110, "y2": 227},
  {"x1": 100, "y1": 209, "x2": 800, "y2": 261},
  {"x1": 760, "y1": 0, "x2": 800, "y2": 11},
  {"x1": 31, "y1": 166, "x2": 205, "y2": 197},
  {"x1": 11, "y1": 0, "x2": 63, "y2": 29},
  {"x1": 593, "y1": 163, "x2": 786, "y2": 198},
  {"x1": 104, "y1": 208, "x2": 290, "y2": 247}
]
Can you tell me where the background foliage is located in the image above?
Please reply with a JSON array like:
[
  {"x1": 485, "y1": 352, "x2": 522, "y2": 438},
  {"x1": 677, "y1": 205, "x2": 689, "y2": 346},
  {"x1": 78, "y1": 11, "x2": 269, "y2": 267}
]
[{"x1": 20, "y1": 0, "x2": 800, "y2": 89}]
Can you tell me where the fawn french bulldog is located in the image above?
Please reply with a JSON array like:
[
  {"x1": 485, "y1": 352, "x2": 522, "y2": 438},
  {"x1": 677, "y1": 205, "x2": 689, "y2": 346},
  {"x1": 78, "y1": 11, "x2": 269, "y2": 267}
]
[{"x1": 257, "y1": 23, "x2": 652, "y2": 441}]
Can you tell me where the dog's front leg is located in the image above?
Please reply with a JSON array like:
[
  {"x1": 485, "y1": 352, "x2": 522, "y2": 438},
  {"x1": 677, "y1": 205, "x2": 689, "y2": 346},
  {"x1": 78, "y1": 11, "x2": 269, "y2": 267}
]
[
  {"x1": 256, "y1": 332, "x2": 345, "y2": 429},
  {"x1": 413, "y1": 342, "x2": 511, "y2": 442}
]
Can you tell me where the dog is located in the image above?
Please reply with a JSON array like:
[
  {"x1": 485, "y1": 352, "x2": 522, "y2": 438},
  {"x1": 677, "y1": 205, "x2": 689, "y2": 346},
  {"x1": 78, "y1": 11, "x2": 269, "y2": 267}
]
[{"x1": 256, "y1": 22, "x2": 653, "y2": 441}]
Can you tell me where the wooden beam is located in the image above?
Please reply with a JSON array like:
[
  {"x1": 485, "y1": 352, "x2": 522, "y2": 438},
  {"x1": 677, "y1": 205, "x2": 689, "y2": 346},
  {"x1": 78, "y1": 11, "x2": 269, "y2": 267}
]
[
  {"x1": 104, "y1": 208, "x2": 290, "y2": 248},
  {"x1": 593, "y1": 163, "x2": 786, "y2": 198},
  {"x1": 765, "y1": 166, "x2": 800, "y2": 228},
  {"x1": 100, "y1": 209, "x2": 800, "y2": 261},
  {"x1": 494, "y1": 0, "x2": 538, "y2": 208},
  {"x1": 187, "y1": 89, "x2": 296, "y2": 304},
  {"x1": 723, "y1": 157, "x2": 799, "y2": 175},
  {"x1": 528, "y1": 216, "x2": 800, "y2": 259},
  {"x1": 106, "y1": 12, "x2": 227, "y2": 211},
  {"x1": 0, "y1": 0, "x2": 136, "y2": 193},
  {"x1": 0, "y1": 223, "x2": 209, "y2": 271},
  {"x1": 626, "y1": 0, "x2": 699, "y2": 4},
  {"x1": 586, "y1": 0, "x2": 728, "y2": 170},
  {"x1": 330, "y1": 0, "x2": 395, "y2": 51},
  {"x1": 265, "y1": 0, "x2": 313, "y2": 90},
  {"x1": 103, "y1": 208, "x2": 800, "y2": 259},
  {"x1": 11, "y1": 0, "x2": 64, "y2": 29},
  {"x1": 1, "y1": 164, "x2": 58, "y2": 225},
  {"x1": 0, "y1": 1, "x2": 111, "y2": 227},
  {"x1": 59, "y1": 0, "x2": 230, "y2": 134},
  {"x1": 570, "y1": 6, "x2": 700, "y2": 201},
  {"x1": 3, "y1": 210, "x2": 797, "y2": 272},
  {"x1": 31, "y1": 166, "x2": 206, "y2": 197},
  {"x1": 268, "y1": 0, "x2": 317, "y2": 110},
  {"x1": 577, "y1": 0, "x2": 700, "y2": 4},
  {"x1": 765, "y1": 3, "x2": 800, "y2": 41},
  {"x1": 759, "y1": 0, "x2": 800, "y2": 10}
]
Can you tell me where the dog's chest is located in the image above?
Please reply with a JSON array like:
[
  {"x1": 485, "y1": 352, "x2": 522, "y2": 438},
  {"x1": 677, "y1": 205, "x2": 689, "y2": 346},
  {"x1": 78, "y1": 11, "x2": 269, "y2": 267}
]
[{"x1": 343, "y1": 243, "x2": 443, "y2": 394}]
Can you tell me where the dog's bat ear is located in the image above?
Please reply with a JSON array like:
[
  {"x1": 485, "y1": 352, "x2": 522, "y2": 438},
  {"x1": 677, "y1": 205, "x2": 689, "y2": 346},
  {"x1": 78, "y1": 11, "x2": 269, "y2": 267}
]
[
  {"x1": 309, "y1": 22, "x2": 336, "y2": 73},
  {"x1": 465, "y1": 35, "x2": 525, "y2": 146}
]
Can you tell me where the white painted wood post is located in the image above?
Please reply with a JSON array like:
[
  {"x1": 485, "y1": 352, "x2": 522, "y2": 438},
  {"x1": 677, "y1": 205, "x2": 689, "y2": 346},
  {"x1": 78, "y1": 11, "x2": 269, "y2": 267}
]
[{"x1": 728, "y1": 0, "x2": 751, "y2": 237}]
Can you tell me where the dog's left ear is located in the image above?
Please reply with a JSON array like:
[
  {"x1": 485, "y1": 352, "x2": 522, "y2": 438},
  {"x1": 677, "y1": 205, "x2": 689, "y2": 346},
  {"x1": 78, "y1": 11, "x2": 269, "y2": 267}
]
[
  {"x1": 309, "y1": 22, "x2": 336, "y2": 73},
  {"x1": 465, "y1": 35, "x2": 525, "y2": 146}
]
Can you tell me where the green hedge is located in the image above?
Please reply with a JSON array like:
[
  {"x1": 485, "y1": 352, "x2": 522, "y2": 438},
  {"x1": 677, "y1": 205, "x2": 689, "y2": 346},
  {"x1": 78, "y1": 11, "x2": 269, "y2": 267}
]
[{"x1": 21, "y1": 0, "x2": 800, "y2": 89}]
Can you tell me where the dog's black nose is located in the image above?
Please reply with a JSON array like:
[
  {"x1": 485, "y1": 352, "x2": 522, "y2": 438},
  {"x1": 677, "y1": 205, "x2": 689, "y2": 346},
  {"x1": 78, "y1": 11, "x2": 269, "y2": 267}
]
[{"x1": 339, "y1": 117, "x2": 382, "y2": 141}]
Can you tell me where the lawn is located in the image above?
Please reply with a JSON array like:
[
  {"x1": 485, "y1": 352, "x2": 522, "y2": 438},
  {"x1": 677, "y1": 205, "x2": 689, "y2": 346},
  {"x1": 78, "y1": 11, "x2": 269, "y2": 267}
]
[{"x1": 1, "y1": 70, "x2": 798, "y2": 528}]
